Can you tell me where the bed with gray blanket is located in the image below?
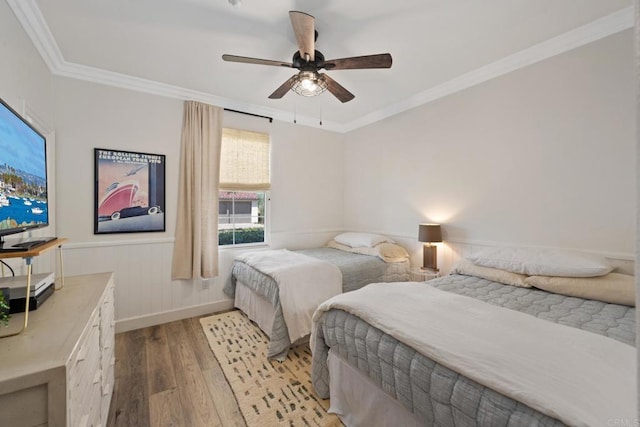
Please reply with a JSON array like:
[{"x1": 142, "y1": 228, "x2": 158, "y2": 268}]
[
  {"x1": 311, "y1": 273, "x2": 636, "y2": 426},
  {"x1": 224, "y1": 247, "x2": 410, "y2": 360}
]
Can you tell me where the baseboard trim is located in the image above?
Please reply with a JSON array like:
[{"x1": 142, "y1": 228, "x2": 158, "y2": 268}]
[{"x1": 115, "y1": 299, "x2": 234, "y2": 333}]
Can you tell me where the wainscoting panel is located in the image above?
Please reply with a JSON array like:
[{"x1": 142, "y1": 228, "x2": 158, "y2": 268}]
[
  {"x1": 60, "y1": 240, "x2": 229, "y2": 325},
  {"x1": 58, "y1": 233, "x2": 633, "y2": 333},
  {"x1": 386, "y1": 234, "x2": 633, "y2": 277},
  {"x1": 58, "y1": 230, "x2": 342, "y2": 331}
]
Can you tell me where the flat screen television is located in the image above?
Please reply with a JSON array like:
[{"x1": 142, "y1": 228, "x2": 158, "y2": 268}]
[{"x1": 0, "y1": 97, "x2": 50, "y2": 248}]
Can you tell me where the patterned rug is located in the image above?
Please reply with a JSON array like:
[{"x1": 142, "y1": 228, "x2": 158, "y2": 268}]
[{"x1": 200, "y1": 310, "x2": 343, "y2": 427}]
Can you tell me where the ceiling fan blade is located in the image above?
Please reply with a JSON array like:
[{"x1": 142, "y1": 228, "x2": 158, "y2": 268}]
[
  {"x1": 323, "y1": 74, "x2": 355, "y2": 103},
  {"x1": 323, "y1": 53, "x2": 392, "y2": 70},
  {"x1": 222, "y1": 54, "x2": 292, "y2": 68},
  {"x1": 289, "y1": 11, "x2": 315, "y2": 62},
  {"x1": 268, "y1": 75, "x2": 298, "y2": 99}
]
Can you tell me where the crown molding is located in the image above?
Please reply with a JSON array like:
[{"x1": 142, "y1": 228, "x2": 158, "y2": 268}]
[
  {"x1": 54, "y1": 61, "x2": 346, "y2": 132},
  {"x1": 343, "y1": 6, "x2": 634, "y2": 132},
  {"x1": 9, "y1": 1, "x2": 632, "y2": 134},
  {"x1": 7, "y1": 0, "x2": 347, "y2": 132}
]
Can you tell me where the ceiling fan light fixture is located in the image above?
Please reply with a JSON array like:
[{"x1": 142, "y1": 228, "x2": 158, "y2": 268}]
[
  {"x1": 223, "y1": 11, "x2": 391, "y2": 103},
  {"x1": 291, "y1": 71, "x2": 327, "y2": 97}
]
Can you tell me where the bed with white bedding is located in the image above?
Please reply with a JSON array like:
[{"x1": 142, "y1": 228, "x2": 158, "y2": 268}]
[
  {"x1": 223, "y1": 234, "x2": 411, "y2": 360},
  {"x1": 310, "y1": 250, "x2": 636, "y2": 427}
]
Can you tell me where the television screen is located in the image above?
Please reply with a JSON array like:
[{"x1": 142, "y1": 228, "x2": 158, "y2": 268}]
[{"x1": 0, "y1": 97, "x2": 49, "y2": 238}]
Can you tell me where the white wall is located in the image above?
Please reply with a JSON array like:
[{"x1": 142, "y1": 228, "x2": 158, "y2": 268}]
[
  {"x1": 0, "y1": 1, "x2": 59, "y2": 276},
  {"x1": 343, "y1": 30, "x2": 635, "y2": 270},
  {"x1": 51, "y1": 76, "x2": 345, "y2": 330},
  {"x1": 0, "y1": 2, "x2": 53, "y2": 127}
]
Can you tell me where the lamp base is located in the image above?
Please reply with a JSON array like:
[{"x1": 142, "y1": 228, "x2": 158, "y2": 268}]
[{"x1": 422, "y1": 244, "x2": 438, "y2": 272}]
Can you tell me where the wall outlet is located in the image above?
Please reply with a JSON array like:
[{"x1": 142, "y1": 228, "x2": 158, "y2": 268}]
[{"x1": 201, "y1": 280, "x2": 209, "y2": 290}]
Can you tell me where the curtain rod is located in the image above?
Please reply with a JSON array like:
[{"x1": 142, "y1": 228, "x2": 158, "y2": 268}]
[{"x1": 224, "y1": 108, "x2": 273, "y2": 123}]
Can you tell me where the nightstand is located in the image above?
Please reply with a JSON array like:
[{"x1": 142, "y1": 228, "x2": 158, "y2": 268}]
[{"x1": 410, "y1": 267, "x2": 440, "y2": 282}]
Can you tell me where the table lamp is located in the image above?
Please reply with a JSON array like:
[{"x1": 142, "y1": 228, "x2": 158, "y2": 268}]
[{"x1": 418, "y1": 224, "x2": 442, "y2": 271}]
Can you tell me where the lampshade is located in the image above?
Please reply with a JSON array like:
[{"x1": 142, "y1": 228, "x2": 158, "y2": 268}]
[
  {"x1": 291, "y1": 71, "x2": 328, "y2": 97},
  {"x1": 418, "y1": 224, "x2": 442, "y2": 243}
]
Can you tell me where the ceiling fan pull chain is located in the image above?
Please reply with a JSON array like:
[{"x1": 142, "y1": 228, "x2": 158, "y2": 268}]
[
  {"x1": 293, "y1": 101, "x2": 297, "y2": 124},
  {"x1": 319, "y1": 99, "x2": 323, "y2": 126}
]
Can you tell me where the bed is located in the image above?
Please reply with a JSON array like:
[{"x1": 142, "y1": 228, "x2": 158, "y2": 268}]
[
  {"x1": 310, "y1": 249, "x2": 637, "y2": 426},
  {"x1": 223, "y1": 233, "x2": 411, "y2": 360}
]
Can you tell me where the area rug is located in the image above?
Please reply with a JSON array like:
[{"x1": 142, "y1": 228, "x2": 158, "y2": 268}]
[{"x1": 200, "y1": 310, "x2": 343, "y2": 427}]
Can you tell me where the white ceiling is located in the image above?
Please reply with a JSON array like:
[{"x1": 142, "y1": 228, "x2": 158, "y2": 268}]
[{"x1": 11, "y1": 0, "x2": 634, "y2": 132}]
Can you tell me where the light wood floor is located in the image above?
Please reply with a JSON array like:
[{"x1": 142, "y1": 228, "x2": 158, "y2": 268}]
[{"x1": 106, "y1": 315, "x2": 247, "y2": 427}]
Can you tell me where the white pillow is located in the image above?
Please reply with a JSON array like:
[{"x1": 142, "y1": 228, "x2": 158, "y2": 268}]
[
  {"x1": 328, "y1": 240, "x2": 409, "y2": 263},
  {"x1": 467, "y1": 247, "x2": 612, "y2": 278},
  {"x1": 525, "y1": 273, "x2": 635, "y2": 306},
  {"x1": 333, "y1": 232, "x2": 395, "y2": 248},
  {"x1": 451, "y1": 258, "x2": 531, "y2": 288}
]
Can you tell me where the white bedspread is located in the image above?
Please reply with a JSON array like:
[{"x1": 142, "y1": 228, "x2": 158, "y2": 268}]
[
  {"x1": 312, "y1": 282, "x2": 637, "y2": 427},
  {"x1": 236, "y1": 249, "x2": 342, "y2": 343}
]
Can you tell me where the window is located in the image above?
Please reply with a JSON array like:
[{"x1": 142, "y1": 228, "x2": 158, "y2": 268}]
[
  {"x1": 218, "y1": 128, "x2": 270, "y2": 246},
  {"x1": 218, "y1": 191, "x2": 266, "y2": 245}
]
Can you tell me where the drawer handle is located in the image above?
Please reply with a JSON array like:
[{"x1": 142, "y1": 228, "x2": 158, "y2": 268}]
[
  {"x1": 103, "y1": 383, "x2": 112, "y2": 396},
  {"x1": 76, "y1": 347, "x2": 88, "y2": 362}
]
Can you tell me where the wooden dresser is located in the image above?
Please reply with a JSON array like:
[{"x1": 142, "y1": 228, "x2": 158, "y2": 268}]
[{"x1": 0, "y1": 272, "x2": 115, "y2": 426}]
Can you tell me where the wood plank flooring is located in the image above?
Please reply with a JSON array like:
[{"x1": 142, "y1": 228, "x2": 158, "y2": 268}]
[{"x1": 107, "y1": 316, "x2": 247, "y2": 427}]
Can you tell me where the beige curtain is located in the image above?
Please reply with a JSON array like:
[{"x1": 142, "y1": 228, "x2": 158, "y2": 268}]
[{"x1": 171, "y1": 101, "x2": 223, "y2": 280}]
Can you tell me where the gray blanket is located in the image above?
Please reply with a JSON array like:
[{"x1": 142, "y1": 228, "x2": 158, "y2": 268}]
[
  {"x1": 311, "y1": 274, "x2": 635, "y2": 426},
  {"x1": 224, "y1": 247, "x2": 410, "y2": 359}
]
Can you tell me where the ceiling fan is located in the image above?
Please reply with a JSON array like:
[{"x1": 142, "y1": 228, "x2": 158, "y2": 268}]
[{"x1": 222, "y1": 11, "x2": 392, "y2": 103}]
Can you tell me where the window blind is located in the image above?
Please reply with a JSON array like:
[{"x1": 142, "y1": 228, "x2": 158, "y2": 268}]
[{"x1": 220, "y1": 128, "x2": 271, "y2": 190}]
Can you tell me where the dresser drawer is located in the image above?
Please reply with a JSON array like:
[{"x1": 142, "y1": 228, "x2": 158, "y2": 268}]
[{"x1": 68, "y1": 310, "x2": 102, "y2": 425}]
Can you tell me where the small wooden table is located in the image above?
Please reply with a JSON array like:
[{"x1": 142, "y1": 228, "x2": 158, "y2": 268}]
[
  {"x1": 410, "y1": 266, "x2": 440, "y2": 282},
  {"x1": 0, "y1": 238, "x2": 67, "y2": 337}
]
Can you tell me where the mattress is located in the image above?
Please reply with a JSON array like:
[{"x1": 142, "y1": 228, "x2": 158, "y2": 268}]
[
  {"x1": 224, "y1": 247, "x2": 410, "y2": 359},
  {"x1": 311, "y1": 274, "x2": 636, "y2": 426}
]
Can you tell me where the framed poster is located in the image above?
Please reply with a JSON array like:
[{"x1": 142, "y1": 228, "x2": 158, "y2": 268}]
[{"x1": 94, "y1": 148, "x2": 166, "y2": 234}]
